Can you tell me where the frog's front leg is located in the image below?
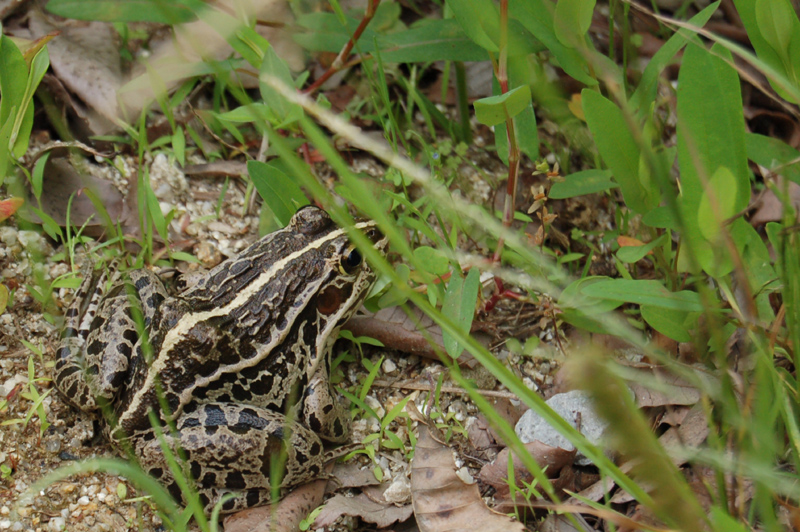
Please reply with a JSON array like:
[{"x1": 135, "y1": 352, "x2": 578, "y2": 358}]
[
  {"x1": 299, "y1": 366, "x2": 352, "y2": 444},
  {"x1": 133, "y1": 403, "x2": 327, "y2": 514},
  {"x1": 55, "y1": 269, "x2": 168, "y2": 411}
]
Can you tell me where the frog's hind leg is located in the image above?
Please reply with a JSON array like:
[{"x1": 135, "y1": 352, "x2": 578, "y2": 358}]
[
  {"x1": 55, "y1": 261, "x2": 118, "y2": 410},
  {"x1": 55, "y1": 267, "x2": 168, "y2": 411},
  {"x1": 133, "y1": 403, "x2": 328, "y2": 514}
]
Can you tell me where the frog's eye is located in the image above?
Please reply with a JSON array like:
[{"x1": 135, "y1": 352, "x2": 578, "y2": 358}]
[{"x1": 340, "y1": 246, "x2": 363, "y2": 274}]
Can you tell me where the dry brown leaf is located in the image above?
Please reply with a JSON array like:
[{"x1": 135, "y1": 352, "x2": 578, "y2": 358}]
[
  {"x1": 28, "y1": 9, "x2": 122, "y2": 132},
  {"x1": 24, "y1": 156, "x2": 133, "y2": 232},
  {"x1": 223, "y1": 475, "x2": 329, "y2": 532},
  {"x1": 312, "y1": 493, "x2": 413, "y2": 529},
  {"x1": 466, "y1": 415, "x2": 495, "y2": 450},
  {"x1": 330, "y1": 462, "x2": 381, "y2": 489},
  {"x1": 750, "y1": 177, "x2": 800, "y2": 226},
  {"x1": 121, "y1": 0, "x2": 303, "y2": 118},
  {"x1": 479, "y1": 441, "x2": 575, "y2": 498},
  {"x1": 629, "y1": 371, "x2": 701, "y2": 407},
  {"x1": 411, "y1": 424, "x2": 525, "y2": 532},
  {"x1": 344, "y1": 306, "x2": 483, "y2": 366}
]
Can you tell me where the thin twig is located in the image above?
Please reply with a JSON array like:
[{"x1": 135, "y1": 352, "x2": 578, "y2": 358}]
[
  {"x1": 302, "y1": 0, "x2": 381, "y2": 96},
  {"x1": 373, "y1": 379, "x2": 520, "y2": 399}
]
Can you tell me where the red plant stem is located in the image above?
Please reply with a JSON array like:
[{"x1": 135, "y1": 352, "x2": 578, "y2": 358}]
[
  {"x1": 302, "y1": 0, "x2": 381, "y2": 95},
  {"x1": 492, "y1": 0, "x2": 520, "y2": 264}
]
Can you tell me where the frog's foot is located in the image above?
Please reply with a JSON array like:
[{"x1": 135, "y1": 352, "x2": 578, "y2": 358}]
[{"x1": 133, "y1": 403, "x2": 329, "y2": 514}]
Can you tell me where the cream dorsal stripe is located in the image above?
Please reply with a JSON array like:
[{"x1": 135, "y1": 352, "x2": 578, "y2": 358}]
[{"x1": 122, "y1": 221, "x2": 377, "y2": 426}]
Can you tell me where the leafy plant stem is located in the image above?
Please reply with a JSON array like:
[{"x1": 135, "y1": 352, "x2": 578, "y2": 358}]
[
  {"x1": 302, "y1": 0, "x2": 381, "y2": 95},
  {"x1": 491, "y1": 0, "x2": 521, "y2": 265}
]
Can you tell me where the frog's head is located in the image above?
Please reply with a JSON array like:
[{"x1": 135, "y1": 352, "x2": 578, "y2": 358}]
[{"x1": 182, "y1": 206, "x2": 387, "y2": 347}]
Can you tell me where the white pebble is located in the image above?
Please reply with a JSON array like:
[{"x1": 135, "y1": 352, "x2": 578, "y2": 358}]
[
  {"x1": 382, "y1": 359, "x2": 397, "y2": 374},
  {"x1": 48, "y1": 517, "x2": 66, "y2": 531}
]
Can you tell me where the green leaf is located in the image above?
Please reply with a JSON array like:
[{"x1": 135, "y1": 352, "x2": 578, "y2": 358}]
[
  {"x1": 676, "y1": 43, "x2": 749, "y2": 276},
  {"x1": 554, "y1": 0, "x2": 596, "y2": 49},
  {"x1": 697, "y1": 166, "x2": 738, "y2": 243},
  {"x1": 215, "y1": 103, "x2": 274, "y2": 124},
  {"x1": 11, "y1": 46, "x2": 49, "y2": 159},
  {"x1": 549, "y1": 169, "x2": 616, "y2": 199},
  {"x1": 377, "y1": 19, "x2": 490, "y2": 62},
  {"x1": 259, "y1": 46, "x2": 302, "y2": 126},
  {"x1": 630, "y1": 2, "x2": 719, "y2": 113},
  {"x1": 413, "y1": 246, "x2": 450, "y2": 276},
  {"x1": 45, "y1": 0, "x2": 202, "y2": 23},
  {"x1": 642, "y1": 206, "x2": 678, "y2": 229},
  {"x1": 641, "y1": 305, "x2": 694, "y2": 343},
  {"x1": 616, "y1": 234, "x2": 668, "y2": 264},
  {"x1": 30, "y1": 151, "x2": 49, "y2": 201},
  {"x1": 582, "y1": 89, "x2": 657, "y2": 213},
  {"x1": 442, "y1": 268, "x2": 481, "y2": 359},
  {"x1": 474, "y1": 85, "x2": 532, "y2": 127},
  {"x1": 558, "y1": 276, "x2": 624, "y2": 315},
  {"x1": 755, "y1": 0, "x2": 795, "y2": 62},
  {"x1": 510, "y1": 0, "x2": 596, "y2": 85},
  {"x1": 0, "y1": 34, "x2": 28, "y2": 137},
  {"x1": 580, "y1": 279, "x2": 705, "y2": 312},
  {"x1": 247, "y1": 160, "x2": 309, "y2": 226},
  {"x1": 446, "y1": 0, "x2": 499, "y2": 52},
  {"x1": 745, "y1": 132, "x2": 800, "y2": 186},
  {"x1": 732, "y1": 0, "x2": 799, "y2": 103}
]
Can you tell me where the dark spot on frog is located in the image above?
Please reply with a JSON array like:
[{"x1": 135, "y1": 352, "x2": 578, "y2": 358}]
[
  {"x1": 199, "y1": 492, "x2": 211, "y2": 508},
  {"x1": 231, "y1": 384, "x2": 250, "y2": 402},
  {"x1": 333, "y1": 418, "x2": 345, "y2": 439},
  {"x1": 323, "y1": 404, "x2": 333, "y2": 414},
  {"x1": 149, "y1": 467, "x2": 163, "y2": 479},
  {"x1": 116, "y1": 343, "x2": 132, "y2": 358},
  {"x1": 147, "y1": 293, "x2": 165, "y2": 309},
  {"x1": 182, "y1": 416, "x2": 200, "y2": 429},
  {"x1": 201, "y1": 472, "x2": 216, "y2": 486},
  {"x1": 222, "y1": 497, "x2": 237, "y2": 512},
  {"x1": 122, "y1": 328, "x2": 138, "y2": 345},
  {"x1": 204, "y1": 404, "x2": 226, "y2": 425},
  {"x1": 308, "y1": 414, "x2": 322, "y2": 432},
  {"x1": 86, "y1": 340, "x2": 108, "y2": 358},
  {"x1": 190, "y1": 461, "x2": 202, "y2": 479},
  {"x1": 197, "y1": 360, "x2": 219, "y2": 378},
  {"x1": 56, "y1": 363, "x2": 78, "y2": 379},
  {"x1": 310, "y1": 441, "x2": 321, "y2": 456},
  {"x1": 247, "y1": 373, "x2": 273, "y2": 397},
  {"x1": 310, "y1": 464, "x2": 320, "y2": 476},
  {"x1": 246, "y1": 491, "x2": 261, "y2": 507},
  {"x1": 167, "y1": 481, "x2": 183, "y2": 502},
  {"x1": 61, "y1": 326, "x2": 79, "y2": 339},
  {"x1": 205, "y1": 426, "x2": 219, "y2": 436},
  {"x1": 225, "y1": 471, "x2": 246, "y2": 490},
  {"x1": 134, "y1": 276, "x2": 151, "y2": 290}
]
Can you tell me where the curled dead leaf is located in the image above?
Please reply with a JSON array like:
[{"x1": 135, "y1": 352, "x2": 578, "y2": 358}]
[
  {"x1": 223, "y1": 474, "x2": 329, "y2": 532},
  {"x1": 479, "y1": 441, "x2": 575, "y2": 498},
  {"x1": 312, "y1": 493, "x2": 413, "y2": 529},
  {"x1": 411, "y1": 424, "x2": 525, "y2": 532}
]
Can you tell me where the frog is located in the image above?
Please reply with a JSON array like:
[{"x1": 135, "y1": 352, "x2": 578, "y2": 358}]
[{"x1": 54, "y1": 206, "x2": 386, "y2": 513}]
